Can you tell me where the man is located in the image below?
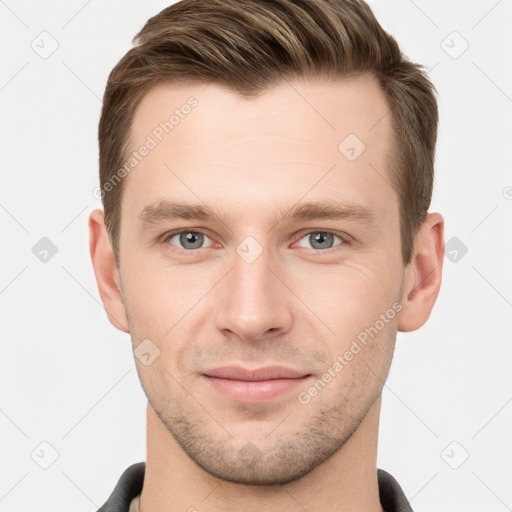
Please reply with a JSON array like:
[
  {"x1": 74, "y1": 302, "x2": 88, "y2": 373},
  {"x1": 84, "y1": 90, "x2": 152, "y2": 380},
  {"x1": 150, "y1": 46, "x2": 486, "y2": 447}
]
[{"x1": 89, "y1": 0, "x2": 444, "y2": 510}]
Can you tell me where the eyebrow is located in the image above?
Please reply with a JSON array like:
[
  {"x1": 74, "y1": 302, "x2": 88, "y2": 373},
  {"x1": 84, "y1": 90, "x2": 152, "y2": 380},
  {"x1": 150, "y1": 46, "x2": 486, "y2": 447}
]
[{"x1": 137, "y1": 199, "x2": 376, "y2": 229}]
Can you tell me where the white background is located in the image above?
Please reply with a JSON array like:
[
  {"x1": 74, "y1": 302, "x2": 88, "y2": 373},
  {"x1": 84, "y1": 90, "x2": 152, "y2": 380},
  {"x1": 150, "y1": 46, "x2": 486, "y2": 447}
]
[{"x1": 1, "y1": 1, "x2": 511, "y2": 510}]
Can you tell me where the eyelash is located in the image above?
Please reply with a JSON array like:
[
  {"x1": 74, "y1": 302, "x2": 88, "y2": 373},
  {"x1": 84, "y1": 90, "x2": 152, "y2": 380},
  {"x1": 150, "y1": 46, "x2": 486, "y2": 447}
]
[{"x1": 161, "y1": 229, "x2": 352, "y2": 254}]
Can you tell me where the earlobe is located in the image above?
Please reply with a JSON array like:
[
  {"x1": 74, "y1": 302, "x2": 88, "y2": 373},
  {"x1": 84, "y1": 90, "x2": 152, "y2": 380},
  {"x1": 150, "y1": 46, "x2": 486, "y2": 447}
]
[
  {"x1": 88, "y1": 209, "x2": 130, "y2": 333},
  {"x1": 398, "y1": 212, "x2": 445, "y2": 332}
]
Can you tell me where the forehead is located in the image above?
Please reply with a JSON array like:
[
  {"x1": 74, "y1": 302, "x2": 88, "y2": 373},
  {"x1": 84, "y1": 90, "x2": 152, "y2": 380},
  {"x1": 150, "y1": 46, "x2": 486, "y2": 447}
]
[
  {"x1": 130, "y1": 73, "x2": 391, "y2": 155},
  {"x1": 122, "y1": 74, "x2": 395, "y2": 222}
]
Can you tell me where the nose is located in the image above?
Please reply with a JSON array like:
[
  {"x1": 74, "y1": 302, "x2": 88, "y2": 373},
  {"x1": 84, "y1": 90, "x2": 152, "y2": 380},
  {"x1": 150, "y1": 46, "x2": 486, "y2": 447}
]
[{"x1": 214, "y1": 242, "x2": 293, "y2": 342}]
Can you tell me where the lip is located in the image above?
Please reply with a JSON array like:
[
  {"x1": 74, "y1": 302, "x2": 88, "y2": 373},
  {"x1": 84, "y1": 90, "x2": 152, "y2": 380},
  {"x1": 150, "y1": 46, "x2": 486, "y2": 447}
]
[
  {"x1": 202, "y1": 366, "x2": 312, "y2": 403},
  {"x1": 203, "y1": 365, "x2": 310, "y2": 381}
]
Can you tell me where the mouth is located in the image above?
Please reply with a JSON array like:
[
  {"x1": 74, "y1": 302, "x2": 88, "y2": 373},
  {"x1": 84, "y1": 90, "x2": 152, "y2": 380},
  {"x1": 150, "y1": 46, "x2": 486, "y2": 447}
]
[{"x1": 201, "y1": 366, "x2": 313, "y2": 403}]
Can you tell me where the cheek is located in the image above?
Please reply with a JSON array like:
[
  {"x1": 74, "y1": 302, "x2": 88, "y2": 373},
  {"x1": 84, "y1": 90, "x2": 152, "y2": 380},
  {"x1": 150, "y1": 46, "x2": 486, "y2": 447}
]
[
  {"x1": 120, "y1": 252, "x2": 206, "y2": 333},
  {"x1": 289, "y1": 257, "x2": 402, "y2": 338},
  {"x1": 120, "y1": 257, "x2": 215, "y2": 378}
]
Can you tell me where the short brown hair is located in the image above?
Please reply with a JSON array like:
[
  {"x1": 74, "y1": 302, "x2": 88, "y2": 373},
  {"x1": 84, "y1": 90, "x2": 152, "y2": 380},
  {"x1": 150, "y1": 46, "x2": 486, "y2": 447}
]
[{"x1": 98, "y1": 0, "x2": 438, "y2": 266}]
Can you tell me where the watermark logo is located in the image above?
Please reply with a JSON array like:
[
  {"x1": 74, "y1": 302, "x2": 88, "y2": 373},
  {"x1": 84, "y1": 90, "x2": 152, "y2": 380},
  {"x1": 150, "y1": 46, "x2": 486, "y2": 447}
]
[
  {"x1": 338, "y1": 133, "x2": 366, "y2": 162},
  {"x1": 238, "y1": 441, "x2": 262, "y2": 469},
  {"x1": 444, "y1": 236, "x2": 468, "y2": 263},
  {"x1": 236, "y1": 236, "x2": 264, "y2": 264},
  {"x1": 31, "y1": 441, "x2": 59, "y2": 469},
  {"x1": 440, "y1": 440, "x2": 469, "y2": 469},
  {"x1": 134, "y1": 338, "x2": 161, "y2": 366},
  {"x1": 32, "y1": 237, "x2": 58, "y2": 263},
  {"x1": 31, "y1": 31, "x2": 59, "y2": 60},
  {"x1": 441, "y1": 31, "x2": 469, "y2": 60}
]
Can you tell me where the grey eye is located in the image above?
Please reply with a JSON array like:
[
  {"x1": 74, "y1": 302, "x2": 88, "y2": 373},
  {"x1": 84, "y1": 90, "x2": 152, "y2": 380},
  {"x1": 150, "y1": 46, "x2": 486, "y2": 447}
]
[
  {"x1": 169, "y1": 231, "x2": 213, "y2": 250},
  {"x1": 297, "y1": 232, "x2": 343, "y2": 250}
]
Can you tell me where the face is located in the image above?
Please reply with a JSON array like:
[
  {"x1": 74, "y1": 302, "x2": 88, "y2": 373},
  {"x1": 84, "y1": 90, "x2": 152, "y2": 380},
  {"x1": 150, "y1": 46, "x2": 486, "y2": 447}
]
[{"x1": 116, "y1": 75, "x2": 405, "y2": 484}]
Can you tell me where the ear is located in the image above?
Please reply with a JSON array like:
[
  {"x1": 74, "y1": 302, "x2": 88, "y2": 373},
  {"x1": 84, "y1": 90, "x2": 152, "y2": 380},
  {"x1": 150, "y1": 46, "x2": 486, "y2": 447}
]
[
  {"x1": 398, "y1": 212, "x2": 445, "y2": 332},
  {"x1": 88, "y1": 209, "x2": 129, "y2": 333}
]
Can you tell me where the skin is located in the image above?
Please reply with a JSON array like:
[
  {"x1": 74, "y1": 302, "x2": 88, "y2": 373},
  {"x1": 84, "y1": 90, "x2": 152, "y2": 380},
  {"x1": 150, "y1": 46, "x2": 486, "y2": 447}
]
[{"x1": 89, "y1": 74, "x2": 444, "y2": 511}]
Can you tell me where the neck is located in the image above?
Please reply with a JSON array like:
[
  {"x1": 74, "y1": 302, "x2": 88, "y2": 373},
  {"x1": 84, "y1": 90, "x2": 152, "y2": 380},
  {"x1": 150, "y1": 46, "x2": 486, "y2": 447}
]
[{"x1": 139, "y1": 397, "x2": 384, "y2": 512}]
